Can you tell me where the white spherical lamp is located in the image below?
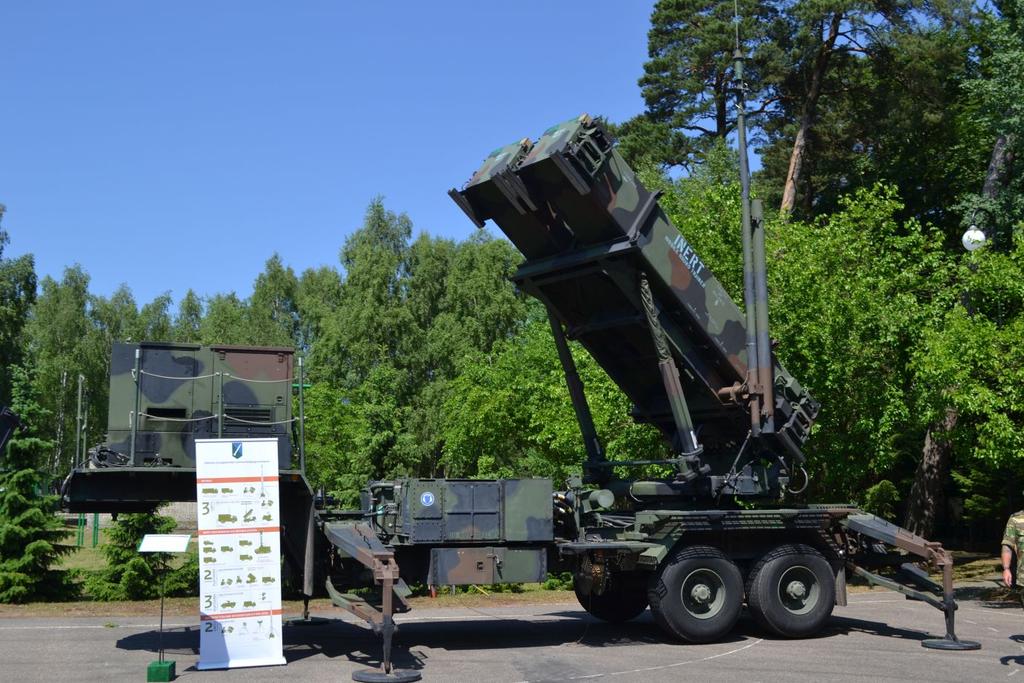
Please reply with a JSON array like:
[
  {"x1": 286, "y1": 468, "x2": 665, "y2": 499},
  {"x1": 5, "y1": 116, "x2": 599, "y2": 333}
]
[{"x1": 961, "y1": 226, "x2": 987, "y2": 252}]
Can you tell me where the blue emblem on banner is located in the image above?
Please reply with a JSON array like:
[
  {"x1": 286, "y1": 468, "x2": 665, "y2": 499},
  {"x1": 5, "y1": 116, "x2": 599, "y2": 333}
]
[{"x1": 232, "y1": 442, "x2": 243, "y2": 459}]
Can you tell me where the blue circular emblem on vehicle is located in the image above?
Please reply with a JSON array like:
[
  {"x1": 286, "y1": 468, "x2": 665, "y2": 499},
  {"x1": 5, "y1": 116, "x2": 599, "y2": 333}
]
[{"x1": 420, "y1": 491, "x2": 435, "y2": 507}]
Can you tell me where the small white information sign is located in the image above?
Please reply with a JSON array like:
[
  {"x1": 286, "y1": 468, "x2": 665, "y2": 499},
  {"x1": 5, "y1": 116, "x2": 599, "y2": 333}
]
[
  {"x1": 139, "y1": 534, "x2": 192, "y2": 554},
  {"x1": 195, "y1": 438, "x2": 285, "y2": 670}
]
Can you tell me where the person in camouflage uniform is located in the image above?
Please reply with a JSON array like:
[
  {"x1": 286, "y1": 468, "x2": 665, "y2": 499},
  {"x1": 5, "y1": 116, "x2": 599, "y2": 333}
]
[{"x1": 1002, "y1": 511, "x2": 1024, "y2": 587}]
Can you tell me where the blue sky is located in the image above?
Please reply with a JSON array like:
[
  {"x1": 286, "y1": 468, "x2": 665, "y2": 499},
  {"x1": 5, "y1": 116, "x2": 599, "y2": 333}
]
[{"x1": 1, "y1": 2, "x2": 655, "y2": 305}]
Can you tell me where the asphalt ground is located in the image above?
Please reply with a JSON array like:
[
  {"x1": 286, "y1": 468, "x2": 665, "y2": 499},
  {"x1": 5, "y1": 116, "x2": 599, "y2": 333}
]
[{"x1": 2, "y1": 593, "x2": 1022, "y2": 682}]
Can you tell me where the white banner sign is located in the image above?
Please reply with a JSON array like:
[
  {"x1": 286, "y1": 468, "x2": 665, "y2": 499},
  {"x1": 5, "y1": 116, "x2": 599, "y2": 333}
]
[{"x1": 195, "y1": 438, "x2": 285, "y2": 670}]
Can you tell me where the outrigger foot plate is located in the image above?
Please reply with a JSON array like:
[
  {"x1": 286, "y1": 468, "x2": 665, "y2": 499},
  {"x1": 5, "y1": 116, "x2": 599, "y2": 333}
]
[
  {"x1": 352, "y1": 669, "x2": 422, "y2": 682},
  {"x1": 922, "y1": 637, "x2": 981, "y2": 651}
]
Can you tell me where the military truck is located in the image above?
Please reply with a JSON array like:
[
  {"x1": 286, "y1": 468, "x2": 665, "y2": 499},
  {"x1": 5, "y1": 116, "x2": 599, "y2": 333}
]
[
  {"x1": 61, "y1": 98, "x2": 980, "y2": 683},
  {"x1": 446, "y1": 111, "x2": 979, "y2": 652}
]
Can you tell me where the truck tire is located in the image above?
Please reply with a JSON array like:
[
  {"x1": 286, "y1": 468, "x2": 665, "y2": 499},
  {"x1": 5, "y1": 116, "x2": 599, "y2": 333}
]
[
  {"x1": 574, "y1": 571, "x2": 649, "y2": 622},
  {"x1": 648, "y1": 545, "x2": 743, "y2": 643},
  {"x1": 746, "y1": 544, "x2": 835, "y2": 638}
]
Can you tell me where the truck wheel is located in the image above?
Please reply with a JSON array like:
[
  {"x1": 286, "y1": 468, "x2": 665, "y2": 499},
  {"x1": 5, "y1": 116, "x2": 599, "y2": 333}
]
[
  {"x1": 746, "y1": 544, "x2": 835, "y2": 638},
  {"x1": 574, "y1": 571, "x2": 649, "y2": 622},
  {"x1": 648, "y1": 545, "x2": 743, "y2": 643}
]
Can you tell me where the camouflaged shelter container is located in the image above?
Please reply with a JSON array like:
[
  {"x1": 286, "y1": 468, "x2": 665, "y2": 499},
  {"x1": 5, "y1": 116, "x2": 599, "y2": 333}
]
[{"x1": 100, "y1": 342, "x2": 294, "y2": 469}]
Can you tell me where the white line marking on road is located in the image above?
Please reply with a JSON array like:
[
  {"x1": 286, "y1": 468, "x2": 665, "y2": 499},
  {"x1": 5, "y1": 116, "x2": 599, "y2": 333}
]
[
  {"x1": 960, "y1": 607, "x2": 1024, "y2": 621},
  {"x1": 1008, "y1": 668, "x2": 1019, "y2": 677},
  {"x1": 990, "y1": 626, "x2": 1001, "y2": 632},
  {"x1": 514, "y1": 638, "x2": 763, "y2": 682},
  {"x1": 0, "y1": 623, "x2": 191, "y2": 631},
  {"x1": 0, "y1": 611, "x2": 578, "y2": 632},
  {"x1": 965, "y1": 619, "x2": 977, "y2": 625}
]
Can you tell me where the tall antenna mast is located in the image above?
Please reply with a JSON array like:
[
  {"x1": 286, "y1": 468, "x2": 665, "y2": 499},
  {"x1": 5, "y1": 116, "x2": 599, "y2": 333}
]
[
  {"x1": 733, "y1": 1, "x2": 775, "y2": 436},
  {"x1": 733, "y1": 3, "x2": 761, "y2": 436}
]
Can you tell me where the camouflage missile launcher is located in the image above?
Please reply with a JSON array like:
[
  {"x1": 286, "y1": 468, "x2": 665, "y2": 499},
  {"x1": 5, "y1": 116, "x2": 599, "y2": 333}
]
[
  {"x1": 451, "y1": 115, "x2": 818, "y2": 498},
  {"x1": 94, "y1": 341, "x2": 294, "y2": 469},
  {"x1": 440, "y1": 114, "x2": 981, "y2": 655}
]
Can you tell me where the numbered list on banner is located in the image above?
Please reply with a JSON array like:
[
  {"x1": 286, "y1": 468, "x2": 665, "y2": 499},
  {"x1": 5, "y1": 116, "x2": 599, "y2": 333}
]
[{"x1": 195, "y1": 438, "x2": 286, "y2": 670}]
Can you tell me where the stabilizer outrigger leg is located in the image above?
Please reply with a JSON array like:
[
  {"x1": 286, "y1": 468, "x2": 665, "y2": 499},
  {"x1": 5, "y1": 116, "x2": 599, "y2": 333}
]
[
  {"x1": 842, "y1": 513, "x2": 980, "y2": 651},
  {"x1": 921, "y1": 548, "x2": 982, "y2": 651},
  {"x1": 323, "y1": 522, "x2": 422, "y2": 682}
]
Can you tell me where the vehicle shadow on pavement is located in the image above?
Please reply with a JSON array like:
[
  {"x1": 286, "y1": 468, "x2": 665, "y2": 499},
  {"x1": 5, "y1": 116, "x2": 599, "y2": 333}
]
[
  {"x1": 543, "y1": 610, "x2": 746, "y2": 646},
  {"x1": 820, "y1": 615, "x2": 930, "y2": 642},
  {"x1": 114, "y1": 610, "x2": 933, "y2": 673},
  {"x1": 115, "y1": 622, "x2": 425, "y2": 672},
  {"x1": 1000, "y1": 634, "x2": 1024, "y2": 667},
  {"x1": 116, "y1": 626, "x2": 200, "y2": 657},
  {"x1": 114, "y1": 612, "x2": 717, "y2": 672}
]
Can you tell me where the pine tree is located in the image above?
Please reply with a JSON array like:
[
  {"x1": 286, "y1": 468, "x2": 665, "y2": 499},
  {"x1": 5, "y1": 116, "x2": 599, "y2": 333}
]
[
  {"x1": 0, "y1": 365, "x2": 77, "y2": 603},
  {"x1": 85, "y1": 511, "x2": 197, "y2": 600}
]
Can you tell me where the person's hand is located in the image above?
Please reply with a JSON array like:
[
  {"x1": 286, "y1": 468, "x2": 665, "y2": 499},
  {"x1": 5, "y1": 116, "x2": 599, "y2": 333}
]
[{"x1": 1004, "y1": 568, "x2": 1014, "y2": 587}]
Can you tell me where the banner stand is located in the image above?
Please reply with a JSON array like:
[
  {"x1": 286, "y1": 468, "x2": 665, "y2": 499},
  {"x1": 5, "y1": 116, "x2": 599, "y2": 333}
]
[{"x1": 195, "y1": 438, "x2": 286, "y2": 670}]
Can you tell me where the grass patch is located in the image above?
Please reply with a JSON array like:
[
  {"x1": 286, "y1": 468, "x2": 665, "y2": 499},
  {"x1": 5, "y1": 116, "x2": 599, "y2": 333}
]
[
  {"x1": 59, "y1": 529, "x2": 112, "y2": 571},
  {"x1": 944, "y1": 552, "x2": 1002, "y2": 583}
]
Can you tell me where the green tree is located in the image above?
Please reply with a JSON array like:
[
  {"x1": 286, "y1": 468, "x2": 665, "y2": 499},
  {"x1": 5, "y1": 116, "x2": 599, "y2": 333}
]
[
  {"x1": 248, "y1": 255, "x2": 299, "y2": 347},
  {"x1": 90, "y1": 286, "x2": 138, "y2": 349},
  {"x1": 908, "y1": 243, "x2": 1024, "y2": 532},
  {"x1": 769, "y1": 185, "x2": 948, "y2": 501},
  {"x1": 24, "y1": 267, "x2": 101, "y2": 475},
  {"x1": 172, "y1": 289, "x2": 204, "y2": 343},
  {"x1": 318, "y1": 199, "x2": 416, "y2": 388},
  {"x1": 85, "y1": 512, "x2": 196, "y2": 600},
  {"x1": 302, "y1": 383, "x2": 364, "y2": 505},
  {"x1": 0, "y1": 207, "x2": 37, "y2": 407},
  {"x1": 959, "y1": 0, "x2": 1024, "y2": 250},
  {"x1": 199, "y1": 293, "x2": 249, "y2": 345},
  {"x1": 619, "y1": 0, "x2": 781, "y2": 169},
  {"x1": 136, "y1": 293, "x2": 173, "y2": 341},
  {"x1": 0, "y1": 364, "x2": 77, "y2": 603},
  {"x1": 85, "y1": 285, "x2": 142, "y2": 448},
  {"x1": 441, "y1": 307, "x2": 667, "y2": 483},
  {"x1": 305, "y1": 199, "x2": 529, "y2": 500},
  {"x1": 759, "y1": 1, "x2": 982, "y2": 226},
  {"x1": 295, "y1": 266, "x2": 342, "y2": 357}
]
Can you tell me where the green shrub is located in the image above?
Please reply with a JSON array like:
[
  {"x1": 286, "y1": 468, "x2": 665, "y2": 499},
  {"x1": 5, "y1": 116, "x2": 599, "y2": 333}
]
[
  {"x1": 542, "y1": 572, "x2": 573, "y2": 591},
  {"x1": 862, "y1": 480, "x2": 901, "y2": 521},
  {"x1": 85, "y1": 512, "x2": 197, "y2": 600}
]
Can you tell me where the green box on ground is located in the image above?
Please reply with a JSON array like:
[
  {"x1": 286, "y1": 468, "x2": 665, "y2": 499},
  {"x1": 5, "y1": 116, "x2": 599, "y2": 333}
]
[{"x1": 147, "y1": 660, "x2": 175, "y2": 682}]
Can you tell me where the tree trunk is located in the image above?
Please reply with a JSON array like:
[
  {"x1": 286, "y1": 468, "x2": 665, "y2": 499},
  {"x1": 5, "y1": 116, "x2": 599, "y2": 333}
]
[
  {"x1": 780, "y1": 13, "x2": 843, "y2": 216},
  {"x1": 981, "y1": 132, "x2": 1015, "y2": 249},
  {"x1": 982, "y1": 133, "x2": 1014, "y2": 199},
  {"x1": 903, "y1": 407, "x2": 958, "y2": 538},
  {"x1": 715, "y1": 71, "x2": 728, "y2": 139}
]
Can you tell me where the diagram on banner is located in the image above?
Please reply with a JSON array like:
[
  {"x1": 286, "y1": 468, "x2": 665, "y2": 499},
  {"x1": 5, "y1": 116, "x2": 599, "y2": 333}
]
[{"x1": 195, "y1": 438, "x2": 285, "y2": 670}]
